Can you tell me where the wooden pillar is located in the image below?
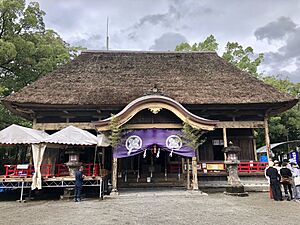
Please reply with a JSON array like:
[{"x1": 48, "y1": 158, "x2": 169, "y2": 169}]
[
  {"x1": 30, "y1": 118, "x2": 37, "y2": 165},
  {"x1": 264, "y1": 117, "x2": 271, "y2": 162},
  {"x1": 32, "y1": 118, "x2": 37, "y2": 129},
  {"x1": 101, "y1": 147, "x2": 105, "y2": 169},
  {"x1": 181, "y1": 158, "x2": 185, "y2": 175},
  {"x1": 252, "y1": 129, "x2": 258, "y2": 161},
  {"x1": 196, "y1": 147, "x2": 200, "y2": 163},
  {"x1": 223, "y1": 128, "x2": 228, "y2": 160},
  {"x1": 186, "y1": 158, "x2": 191, "y2": 190},
  {"x1": 191, "y1": 156, "x2": 199, "y2": 190},
  {"x1": 111, "y1": 156, "x2": 118, "y2": 194}
]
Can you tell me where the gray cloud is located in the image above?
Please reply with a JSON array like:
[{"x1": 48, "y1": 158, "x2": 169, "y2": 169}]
[
  {"x1": 257, "y1": 17, "x2": 300, "y2": 82},
  {"x1": 279, "y1": 29, "x2": 300, "y2": 58},
  {"x1": 137, "y1": 6, "x2": 180, "y2": 28},
  {"x1": 255, "y1": 17, "x2": 297, "y2": 42},
  {"x1": 150, "y1": 32, "x2": 187, "y2": 51},
  {"x1": 275, "y1": 57, "x2": 300, "y2": 83},
  {"x1": 70, "y1": 34, "x2": 105, "y2": 50},
  {"x1": 28, "y1": 0, "x2": 300, "y2": 82}
]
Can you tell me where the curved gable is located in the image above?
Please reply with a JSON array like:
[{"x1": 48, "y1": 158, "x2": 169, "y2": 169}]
[{"x1": 94, "y1": 95, "x2": 218, "y2": 131}]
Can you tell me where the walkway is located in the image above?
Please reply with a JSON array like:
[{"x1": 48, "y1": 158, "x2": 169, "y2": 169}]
[{"x1": 0, "y1": 191, "x2": 299, "y2": 225}]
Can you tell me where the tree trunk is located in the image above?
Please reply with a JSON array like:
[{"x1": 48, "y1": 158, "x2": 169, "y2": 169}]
[
  {"x1": 111, "y1": 157, "x2": 118, "y2": 194},
  {"x1": 192, "y1": 157, "x2": 199, "y2": 190},
  {"x1": 186, "y1": 158, "x2": 191, "y2": 190}
]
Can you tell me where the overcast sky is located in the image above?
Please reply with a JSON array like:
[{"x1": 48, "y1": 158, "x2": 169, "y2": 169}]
[{"x1": 32, "y1": 0, "x2": 300, "y2": 82}]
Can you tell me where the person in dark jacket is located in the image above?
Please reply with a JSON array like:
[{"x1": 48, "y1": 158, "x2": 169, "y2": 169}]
[
  {"x1": 74, "y1": 165, "x2": 85, "y2": 202},
  {"x1": 266, "y1": 162, "x2": 283, "y2": 201},
  {"x1": 280, "y1": 162, "x2": 293, "y2": 201}
]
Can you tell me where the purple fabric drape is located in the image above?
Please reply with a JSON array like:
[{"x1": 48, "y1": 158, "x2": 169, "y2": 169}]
[{"x1": 114, "y1": 129, "x2": 195, "y2": 158}]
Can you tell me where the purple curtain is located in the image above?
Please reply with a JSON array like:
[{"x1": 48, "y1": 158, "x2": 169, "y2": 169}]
[{"x1": 114, "y1": 129, "x2": 195, "y2": 158}]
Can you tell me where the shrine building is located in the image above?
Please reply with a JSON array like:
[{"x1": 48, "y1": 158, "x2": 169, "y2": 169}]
[{"x1": 3, "y1": 51, "x2": 298, "y2": 191}]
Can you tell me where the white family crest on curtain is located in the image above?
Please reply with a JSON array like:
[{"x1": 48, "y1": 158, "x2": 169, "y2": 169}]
[
  {"x1": 166, "y1": 135, "x2": 182, "y2": 157},
  {"x1": 31, "y1": 144, "x2": 46, "y2": 190},
  {"x1": 126, "y1": 135, "x2": 142, "y2": 155},
  {"x1": 166, "y1": 135, "x2": 182, "y2": 150}
]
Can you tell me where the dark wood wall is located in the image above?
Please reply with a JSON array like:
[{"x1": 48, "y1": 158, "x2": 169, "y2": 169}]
[
  {"x1": 128, "y1": 109, "x2": 182, "y2": 124},
  {"x1": 199, "y1": 128, "x2": 255, "y2": 161}
]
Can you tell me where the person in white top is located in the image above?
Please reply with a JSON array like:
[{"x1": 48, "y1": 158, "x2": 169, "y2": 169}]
[
  {"x1": 274, "y1": 160, "x2": 281, "y2": 172},
  {"x1": 290, "y1": 162, "x2": 300, "y2": 201}
]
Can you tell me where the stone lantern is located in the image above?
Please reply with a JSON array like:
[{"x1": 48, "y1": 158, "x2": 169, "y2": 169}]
[
  {"x1": 65, "y1": 149, "x2": 82, "y2": 176},
  {"x1": 223, "y1": 142, "x2": 248, "y2": 196}
]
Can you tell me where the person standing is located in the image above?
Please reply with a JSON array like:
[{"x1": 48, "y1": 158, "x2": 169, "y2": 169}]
[
  {"x1": 290, "y1": 162, "x2": 300, "y2": 201},
  {"x1": 266, "y1": 161, "x2": 283, "y2": 201},
  {"x1": 75, "y1": 165, "x2": 85, "y2": 202},
  {"x1": 274, "y1": 160, "x2": 281, "y2": 173},
  {"x1": 280, "y1": 162, "x2": 293, "y2": 201}
]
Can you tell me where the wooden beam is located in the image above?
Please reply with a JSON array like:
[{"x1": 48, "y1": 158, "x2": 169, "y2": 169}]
[
  {"x1": 34, "y1": 122, "x2": 95, "y2": 130},
  {"x1": 118, "y1": 123, "x2": 182, "y2": 130},
  {"x1": 34, "y1": 121, "x2": 265, "y2": 131},
  {"x1": 216, "y1": 121, "x2": 264, "y2": 128}
]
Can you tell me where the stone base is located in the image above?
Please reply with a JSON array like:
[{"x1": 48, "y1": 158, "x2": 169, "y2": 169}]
[
  {"x1": 224, "y1": 186, "x2": 249, "y2": 197},
  {"x1": 60, "y1": 188, "x2": 74, "y2": 200},
  {"x1": 186, "y1": 190, "x2": 208, "y2": 196},
  {"x1": 110, "y1": 189, "x2": 119, "y2": 196}
]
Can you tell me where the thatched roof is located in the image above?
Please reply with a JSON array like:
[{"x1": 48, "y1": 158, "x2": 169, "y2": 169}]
[{"x1": 3, "y1": 51, "x2": 298, "y2": 109}]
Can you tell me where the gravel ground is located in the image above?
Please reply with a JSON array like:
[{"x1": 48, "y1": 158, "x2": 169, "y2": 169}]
[{"x1": 0, "y1": 190, "x2": 299, "y2": 225}]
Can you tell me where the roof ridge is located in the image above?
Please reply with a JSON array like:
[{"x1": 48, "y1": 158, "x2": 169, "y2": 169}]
[{"x1": 81, "y1": 50, "x2": 217, "y2": 54}]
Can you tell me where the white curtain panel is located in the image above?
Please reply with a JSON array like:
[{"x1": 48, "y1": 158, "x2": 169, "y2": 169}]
[{"x1": 31, "y1": 144, "x2": 46, "y2": 190}]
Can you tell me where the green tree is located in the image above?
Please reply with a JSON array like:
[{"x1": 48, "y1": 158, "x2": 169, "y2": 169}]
[
  {"x1": 175, "y1": 35, "x2": 218, "y2": 52},
  {"x1": 260, "y1": 76, "x2": 300, "y2": 146},
  {"x1": 0, "y1": 0, "x2": 78, "y2": 93},
  {"x1": 181, "y1": 121, "x2": 205, "y2": 150},
  {"x1": 175, "y1": 35, "x2": 263, "y2": 77},
  {"x1": 108, "y1": 114, "x2": 122, "y2": 148},
  {"x1": 0, "y1": 0, "x2": 79, "y2": 128},
  {"x1": 176, "y1": 36, "x2": 299, "y2": 147},
  {"x1": 222, "y1": 42, "x2": 264, "y2": 77}
]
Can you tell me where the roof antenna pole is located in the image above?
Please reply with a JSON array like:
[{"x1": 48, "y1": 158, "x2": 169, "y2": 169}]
[{"x1": 106, "y1": 17, "x2": 109, "y2": 51}]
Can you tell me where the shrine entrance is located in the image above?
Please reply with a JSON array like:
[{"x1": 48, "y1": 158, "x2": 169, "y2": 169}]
[
  {"x1": 118, "y1": 144, "x2": 185, "y2": 188},
  {"x1": 94, "y1": 95, "x2": 218, "y2": 191},
  {"x1": 115, "y1": 129, "x2": 191, "y2": 188}
]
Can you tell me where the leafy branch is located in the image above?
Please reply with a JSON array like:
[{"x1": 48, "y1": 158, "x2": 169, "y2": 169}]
[
  {"x1": 181, "y1": 121, "x2": 206, "y2": 150},
  {"x1": 108, "y1": 114, "x2": 122, "y2": 148}
]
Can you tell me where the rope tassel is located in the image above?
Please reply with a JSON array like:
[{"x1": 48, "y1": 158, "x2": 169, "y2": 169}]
[{"x1": 156, "y1": 148, "x2": 160, "y2": 158}]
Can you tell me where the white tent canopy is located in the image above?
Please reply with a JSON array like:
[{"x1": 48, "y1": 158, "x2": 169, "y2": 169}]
[
  {"x1": 0, "y1": 124, "x2": 49, "y2": 145},
  {"x1": 0, "y1": 124, "x2": 49, "y2": 190},
  {"x1": 0, "y1": 124, "x2": 110, "y2": 190},
  {"x1": 257, "y1": 140, "x2": 300, "y2": 153},
  {"x1": 44, "y1": 125, "x2": 110, "y2": 146},
  {"x1": 97, "y1": 133, "x2": 110, "y2": 147}
]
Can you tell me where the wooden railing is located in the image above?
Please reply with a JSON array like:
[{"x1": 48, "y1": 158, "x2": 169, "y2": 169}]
[
  {"x1": 3, "y1": 163, "x2": 101, "y2": 178},
  {"x1": 238, "y1": 161, "x2": 268, "y2": 173},
  {"x1": 184, "y1": 161, "x2": 268, "y2": 174},
  {"x1": 3, "y1": 161, "x2": 268, "y2": 178}
]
